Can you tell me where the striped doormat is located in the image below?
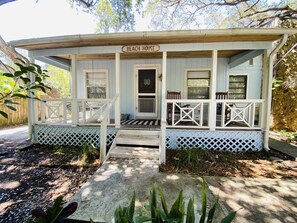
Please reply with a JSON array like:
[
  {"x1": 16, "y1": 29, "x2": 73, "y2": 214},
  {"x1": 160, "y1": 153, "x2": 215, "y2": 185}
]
[{"x1": 120, "y1": 119, "x2": 161, "y2": 126}]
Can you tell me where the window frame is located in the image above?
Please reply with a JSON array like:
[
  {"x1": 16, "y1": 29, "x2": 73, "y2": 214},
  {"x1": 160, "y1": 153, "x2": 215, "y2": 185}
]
[
  {"x1": 83, "y1": 69, "x2": 109, "y2": 99},
  {"x1": 184, "y1": 68, "x2": 211, "y2": 99},
  {"x1": 228, "y1": 74, "x2": 248, "y2": 99}
]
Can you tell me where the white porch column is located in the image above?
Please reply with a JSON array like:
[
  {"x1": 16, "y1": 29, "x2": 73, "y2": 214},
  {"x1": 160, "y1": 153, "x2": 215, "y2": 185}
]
[
  {"x1": 27, "y1": 57, "x2": 36, "y2": 141},
  {"x1": 71, "y1": 54, "x2": 78, "y2": 126},
  {"x1": 115, "y1": 53, "x2": 121, "y2": 128},
  {"x1": 160, "y1": 51, "x2": 167, "y2": 163},
  {"x1": 209, "y1": 50, "x2": 218, "y2": 130}
]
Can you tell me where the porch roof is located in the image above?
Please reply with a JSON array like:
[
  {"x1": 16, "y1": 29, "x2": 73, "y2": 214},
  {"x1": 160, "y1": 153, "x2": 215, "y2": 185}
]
[{"x1": 10, "y1": 28, "x2": 296, "y2": 51}]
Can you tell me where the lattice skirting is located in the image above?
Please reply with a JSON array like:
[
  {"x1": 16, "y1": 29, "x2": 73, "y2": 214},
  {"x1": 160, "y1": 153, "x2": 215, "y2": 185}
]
[
  {"x1": 33, "y1": 125, "x2": 117, "y2": 147},
  {"x1": 166, "y1": 129, "x2": 263, "y2": 152}
]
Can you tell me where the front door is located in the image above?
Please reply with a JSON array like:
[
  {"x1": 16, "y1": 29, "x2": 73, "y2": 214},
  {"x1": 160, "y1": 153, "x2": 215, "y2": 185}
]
[{"x1": 136, "y1": 67, "x2": 158, "y2": 118}]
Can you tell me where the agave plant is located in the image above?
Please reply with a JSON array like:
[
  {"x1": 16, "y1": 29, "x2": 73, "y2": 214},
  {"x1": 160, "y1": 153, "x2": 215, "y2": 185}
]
[
  {"x1": 114, "y1": 181, "x2": 236, "y2": 223},
  {"x1": 27, "y1": 196, "x2": 77, "y2": 223}
]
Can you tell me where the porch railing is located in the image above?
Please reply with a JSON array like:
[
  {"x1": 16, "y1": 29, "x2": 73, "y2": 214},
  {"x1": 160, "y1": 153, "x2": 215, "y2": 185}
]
[
  {"x1": 166, "y1": 99, "x2": 264, "y2": 130},
  {"x1": 216, "y1": 99, "x2": 264, "y2": 129},
  {"x1": 166, "y1": 99, "x2": 210, "y2": 128},
  {"x1": 37, "y1": 98, "x2": 112, "y2": 125}
]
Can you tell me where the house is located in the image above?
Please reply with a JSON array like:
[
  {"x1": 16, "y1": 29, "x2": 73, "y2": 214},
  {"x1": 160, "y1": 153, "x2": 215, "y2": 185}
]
[{"x1": 9, "y1": 29, "x2": 297, "y2": 163}]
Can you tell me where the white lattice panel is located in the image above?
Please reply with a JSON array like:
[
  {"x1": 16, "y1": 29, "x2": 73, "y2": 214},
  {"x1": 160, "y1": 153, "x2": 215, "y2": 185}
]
[
  {"x1": 166, "y1": 129, "x2": 263, "y2": 151},
  {"x1": 34, "y1": 125, "x2": 117, "y2": 147}
]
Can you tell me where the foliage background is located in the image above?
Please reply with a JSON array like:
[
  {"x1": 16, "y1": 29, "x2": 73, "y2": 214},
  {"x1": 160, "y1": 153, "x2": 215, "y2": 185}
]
[{"x1": 272, "y1": 20, "x2": 297, "y2": 131}]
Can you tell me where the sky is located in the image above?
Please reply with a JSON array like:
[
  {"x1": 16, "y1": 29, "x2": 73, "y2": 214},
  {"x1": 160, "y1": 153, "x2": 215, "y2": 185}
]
[{"x1": 0, "y1": 0, "x2": 149, "y2": 42}]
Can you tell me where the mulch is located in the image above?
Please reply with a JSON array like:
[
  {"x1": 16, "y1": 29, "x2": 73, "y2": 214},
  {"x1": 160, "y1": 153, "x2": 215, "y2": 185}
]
[
  {"x1": 0, "y1": 144, "x2": 98, "y2": 223},
  {"x1": 160, "y1": 149, "x2": 297, "y2": 179}
]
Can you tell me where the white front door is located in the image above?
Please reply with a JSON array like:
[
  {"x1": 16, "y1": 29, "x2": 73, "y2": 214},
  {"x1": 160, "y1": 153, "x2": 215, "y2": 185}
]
[{"x1": 135, "y1": 66, "x2": 158, "y2": 118}]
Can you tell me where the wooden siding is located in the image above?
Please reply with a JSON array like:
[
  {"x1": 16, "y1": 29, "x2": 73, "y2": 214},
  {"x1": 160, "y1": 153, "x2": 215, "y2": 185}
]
[{"x1": 77, "y1": 57, "x2": 262, "y2": 118}]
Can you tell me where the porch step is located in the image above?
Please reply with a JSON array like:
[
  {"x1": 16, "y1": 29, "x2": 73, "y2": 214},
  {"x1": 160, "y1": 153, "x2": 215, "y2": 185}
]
[
  {"x1": 116, "y1": 129, "x2": 160, "y2": 147},
  {"x1": 109, "y1": 146, "x2": 159, "y2": 160}
]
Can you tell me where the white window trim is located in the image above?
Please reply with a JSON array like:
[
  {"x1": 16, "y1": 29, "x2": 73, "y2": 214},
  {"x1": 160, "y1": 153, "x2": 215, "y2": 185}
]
[
  {"x1": 83, "y1": 69, "x2": 109, "y2": 99},
  {"x1": 228, "y1": 74, "x2": 249, "y2": 99},
  {"x1": 184, "y1": 68, "x2": 212, "y2": 99}
]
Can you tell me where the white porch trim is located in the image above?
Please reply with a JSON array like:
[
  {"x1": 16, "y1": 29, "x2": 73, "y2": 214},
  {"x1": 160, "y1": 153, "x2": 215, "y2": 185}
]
[
  {"x1": 115, "y1": 53, "x2": 121, "y2": 128},
  {"x1": 209, "y1": 50, "x2": 218, "y2": 130},
  {"x1": 160, "y1": 51, "x2": 167, "y2": 163},
  {"x1": 28, "y1": 41, "x2": 273, "y2": 58},
  {"x1": 71, "y1": 54, "x2": 78, "y2": 126}
]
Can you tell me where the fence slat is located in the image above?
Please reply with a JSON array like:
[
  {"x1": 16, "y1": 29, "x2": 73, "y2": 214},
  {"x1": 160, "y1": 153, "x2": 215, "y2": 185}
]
[{"x1": 0, "y1": 98, "x2": 28, "y2": 127}]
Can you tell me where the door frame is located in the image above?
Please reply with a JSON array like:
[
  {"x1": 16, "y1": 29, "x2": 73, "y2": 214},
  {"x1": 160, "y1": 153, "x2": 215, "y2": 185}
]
[{"x1": 134, "y1": 64, "x2": 161, "y2": 119}]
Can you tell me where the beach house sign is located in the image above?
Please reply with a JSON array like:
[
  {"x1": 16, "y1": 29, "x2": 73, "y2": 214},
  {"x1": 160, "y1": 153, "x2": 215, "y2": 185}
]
[{"x1": 122, "y1": 45, "x2": 160, "y2": 53}]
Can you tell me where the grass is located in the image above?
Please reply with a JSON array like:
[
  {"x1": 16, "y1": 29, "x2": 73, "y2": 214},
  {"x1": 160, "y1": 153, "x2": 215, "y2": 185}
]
[{"x1": 277, "y1": 130, "x2": 297, "y2": 142}]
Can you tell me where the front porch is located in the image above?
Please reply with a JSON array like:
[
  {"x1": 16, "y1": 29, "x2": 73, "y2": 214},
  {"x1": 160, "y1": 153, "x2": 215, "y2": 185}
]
[{"x1": 10, "y1": 29, "x2": 296, "y2": 163}]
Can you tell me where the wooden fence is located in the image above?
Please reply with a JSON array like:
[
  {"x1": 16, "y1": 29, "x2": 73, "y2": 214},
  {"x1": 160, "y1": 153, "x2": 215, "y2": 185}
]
[{"x1": 0, "y1": 98, "x2": 28, "y2": 127}]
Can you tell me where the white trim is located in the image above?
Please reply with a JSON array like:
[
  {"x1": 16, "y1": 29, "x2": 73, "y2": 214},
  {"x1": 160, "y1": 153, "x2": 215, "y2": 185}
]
[
  {"x1": 83, "y1": 69, "x2": 109, "y2": 99},
  {"x1": 134, "y1": 64, "x2": 161, "y2": 119},
  {"x1": 28, "y1": 41, "x2": 273, "y2": 58}
]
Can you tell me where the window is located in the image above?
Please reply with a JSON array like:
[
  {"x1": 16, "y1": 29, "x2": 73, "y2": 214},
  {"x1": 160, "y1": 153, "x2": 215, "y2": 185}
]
[
  {"x1": 186, "y1": 70, "x2": 210, "y2": 99},
  {"x1": 229, "y1": 75, "x2": 247, "y2": 99},
  {"x1": 85, "y1": 70, "x2": 108, "y2": 99}
]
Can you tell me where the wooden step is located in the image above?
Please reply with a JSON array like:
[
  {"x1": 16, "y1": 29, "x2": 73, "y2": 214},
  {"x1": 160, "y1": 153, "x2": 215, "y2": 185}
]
[
  {"x1": 116, "y1": 135, "x2": 159, "y2": 146},
  {"x1": 109, "y1": 146, "x2": 159, "y2": 160},
  {"x1": 116, "y1": 129, "x2": 160, "y2": 147}
]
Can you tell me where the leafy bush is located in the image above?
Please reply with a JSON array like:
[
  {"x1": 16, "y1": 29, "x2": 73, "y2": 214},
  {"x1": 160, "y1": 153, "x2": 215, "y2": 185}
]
[{"x1": 77, "y1": 142, "x2": 99, "y2": 164}]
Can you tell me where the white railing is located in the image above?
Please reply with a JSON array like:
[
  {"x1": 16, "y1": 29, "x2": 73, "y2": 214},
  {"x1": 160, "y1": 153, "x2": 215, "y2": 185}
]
[
  {"x1": 99, "y1": 94, "x2": 118, "y2": 162},
  {"x1": 38, "y1": 98, "x2": 112, "y2": 125},
  {"x1": 77, "y1": 99, "x2": 111, "y2": 124},
  {"x1": 39, "y1": 99, "x2": 72, "y2": 124},
  {"x1": 166, "y1": 99, "x2": 210, "y2": 128},
  {"x1": 216, "y1": 99, "x2": 264, "y2": 129}
]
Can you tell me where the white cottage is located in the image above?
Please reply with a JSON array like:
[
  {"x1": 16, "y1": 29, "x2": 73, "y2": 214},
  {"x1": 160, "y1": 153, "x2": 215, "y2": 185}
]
[{"x1": 10, "y1": 29, "x2": 297, "y2": 163}]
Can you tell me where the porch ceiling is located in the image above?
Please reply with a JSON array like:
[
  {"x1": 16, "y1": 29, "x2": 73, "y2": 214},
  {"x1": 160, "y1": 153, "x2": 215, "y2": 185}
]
[
  {"x1": 9, "y1": 29, "x2": 296, "y2": 51},
  {"x1": 57, "y1": 50, "x2": 243, "y2": 60}
]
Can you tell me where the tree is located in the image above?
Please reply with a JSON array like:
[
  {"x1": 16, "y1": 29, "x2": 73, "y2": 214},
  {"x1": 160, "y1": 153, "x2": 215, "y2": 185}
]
[
  {"x1": 0, "y1": 59, "x2": 50, "y2": 119},
  {"x1": 272, "y1": 20, "x2": 297, "y2": 131},
  {"x1": 146, "y1": 0, "x2": 297, "y2": 30}
]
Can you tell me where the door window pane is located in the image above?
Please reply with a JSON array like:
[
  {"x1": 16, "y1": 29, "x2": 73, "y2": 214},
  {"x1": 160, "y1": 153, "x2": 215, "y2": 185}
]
[{"x1": 138, "y1": 69, "x2": 156, "y2": 94}]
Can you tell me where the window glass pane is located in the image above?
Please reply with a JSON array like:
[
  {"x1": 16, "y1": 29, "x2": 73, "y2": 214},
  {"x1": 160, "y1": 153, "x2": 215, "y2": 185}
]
[
  {"x1": 229, "y1": 75, "x2": 247, "y2": 99},
  {"x1": 86, "y1": 71, "x2": 107, "y2": 98},
  {"x1": 229, "y1": 82, "x2": 245, "y2": 88},
  {"x1": 188, "y1": 79, "x2": 209, "y2": 87},
  {"x1": 186, "y1": 70, "x2": 211, "y2": 99}
]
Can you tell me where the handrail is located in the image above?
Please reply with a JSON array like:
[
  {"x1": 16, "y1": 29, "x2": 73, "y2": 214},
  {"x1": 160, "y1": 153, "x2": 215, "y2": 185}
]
[
  {"x1": 99, "y1": 94, "x2": 119, "y2": 163},
  {"x1": 97, "y1": 94, "x2": 118, "y2": 122}
]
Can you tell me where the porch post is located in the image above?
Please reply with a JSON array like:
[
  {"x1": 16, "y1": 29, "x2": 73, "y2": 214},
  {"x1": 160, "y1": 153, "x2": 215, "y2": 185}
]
[
  {"x1": 160, "y1": 51, "x2": 167, "y2": 163},
  {"x1": 115, "y1": 53, "x2": 121, "y2": 128},
  {"x1": 210, "y1": 50, "x2": 218, "y2": 131},
  {"x1": 70, "y1": 54, "x2": 78, "y2": 126},
  {"x1": 28, "y1": 57, "x2": 36, "y2": 141}
]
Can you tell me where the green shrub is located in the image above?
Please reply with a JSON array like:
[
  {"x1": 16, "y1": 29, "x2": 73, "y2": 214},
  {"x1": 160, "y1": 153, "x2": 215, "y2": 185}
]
[
  {"x1": 114, "y1": 180, "x2": 236, "y2": 223},
  {"x1": 78, "y1": 142, "x2": 99, "y2": 164}
]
